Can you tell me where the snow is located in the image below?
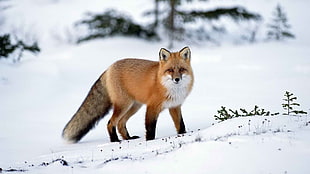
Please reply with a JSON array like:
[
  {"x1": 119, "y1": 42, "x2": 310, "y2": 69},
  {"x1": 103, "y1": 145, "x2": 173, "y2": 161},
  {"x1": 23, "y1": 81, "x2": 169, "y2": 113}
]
[
  {"x1": 1, "y1": 0, "x2": 310, "y2": 173},
  {"x1": 2, "y1": 116, "x2": 310, "y2": 173}
]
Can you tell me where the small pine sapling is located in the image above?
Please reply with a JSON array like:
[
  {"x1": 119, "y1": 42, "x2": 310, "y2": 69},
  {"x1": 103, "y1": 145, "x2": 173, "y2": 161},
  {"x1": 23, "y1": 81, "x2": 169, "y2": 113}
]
[
  {"x1": 282, "y1": 91, "x2": 307, "y2": 115},
  {"x1": 214, "y1": 105, "x2": 279, "y2": 122},
  {"x1": 214, "y1": 106, "x2": 234, "y2": 122}
]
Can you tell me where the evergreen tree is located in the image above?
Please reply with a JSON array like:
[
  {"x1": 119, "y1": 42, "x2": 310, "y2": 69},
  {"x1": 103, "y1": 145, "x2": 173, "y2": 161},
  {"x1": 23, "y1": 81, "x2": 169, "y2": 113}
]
[
  {"x1": 77, "y1": 1, "x2": 261, "y2": 47},
  {"x1": 282, "y1": 91, "x2": 307, "y2": 115},
  {"x1": 146, "y1": 0, "x2": 261, "y2": 48},
  {"x1": 266, "y1": 4, "x2": 295, "y2": 41},
  {"x1": 0, "y1": 34, "x2": 40, "y2": 62},
  {"x1": 75, "y1": 10, "x2": 158, "y2": 44},
  {"x1": 153, "y1": 0, "x2": 160, "y2": 29}
]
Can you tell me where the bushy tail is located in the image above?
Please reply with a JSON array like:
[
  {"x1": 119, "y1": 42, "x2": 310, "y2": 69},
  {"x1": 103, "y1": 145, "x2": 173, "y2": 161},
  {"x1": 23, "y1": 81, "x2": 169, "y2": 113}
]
[{"x1": 62, "y1": 72, "x2": 112, "y2": 143}]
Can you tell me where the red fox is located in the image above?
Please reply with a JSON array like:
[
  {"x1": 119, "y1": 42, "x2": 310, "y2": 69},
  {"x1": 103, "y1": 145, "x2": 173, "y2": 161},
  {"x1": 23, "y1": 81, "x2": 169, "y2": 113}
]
[{"x1": 62, "y1": 47, "x2": 194, "y2": 143}]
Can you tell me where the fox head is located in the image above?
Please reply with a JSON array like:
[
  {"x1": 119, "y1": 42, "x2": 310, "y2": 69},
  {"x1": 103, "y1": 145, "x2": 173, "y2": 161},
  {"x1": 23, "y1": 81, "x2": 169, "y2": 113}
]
[
  {"x1": 159, "y1": 46, "x2": 193, "y2": 85},
  {"x1": 158, "y1": 46, "x2": 194, "y2": 108}
]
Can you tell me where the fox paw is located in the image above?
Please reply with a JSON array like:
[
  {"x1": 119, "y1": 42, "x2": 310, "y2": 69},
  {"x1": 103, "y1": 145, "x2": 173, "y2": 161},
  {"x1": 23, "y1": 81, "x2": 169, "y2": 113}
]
[{"x1": 128, "y1": 136, "x2": 140, "y2": 140}]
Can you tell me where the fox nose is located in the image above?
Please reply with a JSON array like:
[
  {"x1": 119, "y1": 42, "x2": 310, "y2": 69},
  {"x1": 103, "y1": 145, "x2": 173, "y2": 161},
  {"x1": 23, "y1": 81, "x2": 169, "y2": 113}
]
[{"x1": 174, "y1": 78, "x2": 180, "y2": 83}]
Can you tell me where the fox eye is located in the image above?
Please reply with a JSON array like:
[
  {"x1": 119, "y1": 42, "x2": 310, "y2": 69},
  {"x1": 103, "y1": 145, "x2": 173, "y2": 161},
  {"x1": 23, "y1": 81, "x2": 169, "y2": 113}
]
[
  {"x1": 166, "y1": 68, "x2": 174, "y2": 73},
  {"x1": 179, "y1": 67, "x2": 187, "y2": 72}
]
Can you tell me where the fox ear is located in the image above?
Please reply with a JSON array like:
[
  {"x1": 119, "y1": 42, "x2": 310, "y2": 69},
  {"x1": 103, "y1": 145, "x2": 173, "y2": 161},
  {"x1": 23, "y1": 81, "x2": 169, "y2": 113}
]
[
  {"x1": 159, "y1": 48, "x2": 171, "y2": 61},
  {"x1": 179, "y1": 47, "x2": 191, "y2": 61}
]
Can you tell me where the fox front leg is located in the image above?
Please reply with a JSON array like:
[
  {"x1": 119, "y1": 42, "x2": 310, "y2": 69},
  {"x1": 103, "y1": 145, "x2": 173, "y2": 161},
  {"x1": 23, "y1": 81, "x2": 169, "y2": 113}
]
[
  {"x1": 145, "y1": 106, "x2": 160, "y2": 141},
  {"x1": 169, "y1": 106, "x2": 186, "y2": 134}
]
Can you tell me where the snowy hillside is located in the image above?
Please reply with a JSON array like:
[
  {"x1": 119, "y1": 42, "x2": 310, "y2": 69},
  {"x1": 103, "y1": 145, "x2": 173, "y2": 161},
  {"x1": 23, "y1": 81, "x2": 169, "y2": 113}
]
[{"x1": 1, "y1": 0, "x2": 310, "y2": 173}]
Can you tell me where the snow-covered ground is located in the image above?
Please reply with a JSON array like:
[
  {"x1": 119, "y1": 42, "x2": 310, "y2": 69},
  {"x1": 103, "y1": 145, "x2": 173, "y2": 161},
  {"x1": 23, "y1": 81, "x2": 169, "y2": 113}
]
[
  {"x1": 2, "y1": 116, "x2": 310, "y2": 174},
  {"x1": 1, "y1": 0, "x2": 310, "y2": 173}
]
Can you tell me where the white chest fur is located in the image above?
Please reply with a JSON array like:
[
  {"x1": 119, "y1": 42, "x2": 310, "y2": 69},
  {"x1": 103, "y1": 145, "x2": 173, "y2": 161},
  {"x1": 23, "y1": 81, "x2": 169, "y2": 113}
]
[{"x1": 161, "y1": 74, "x2": 192, "y2": 109}]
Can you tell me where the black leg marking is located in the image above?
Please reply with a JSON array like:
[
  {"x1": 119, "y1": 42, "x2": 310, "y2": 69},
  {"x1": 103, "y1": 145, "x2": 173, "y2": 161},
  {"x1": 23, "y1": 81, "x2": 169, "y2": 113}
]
[
  {"x1": 178, "y1": 117, "x2": 186, "y2": 134},
  {"x1": 146, "y1": 119, "x2": 157, "y2": 141},
  {"x1": 110, "y1": 126, "x2": 120, "y2": 142}
]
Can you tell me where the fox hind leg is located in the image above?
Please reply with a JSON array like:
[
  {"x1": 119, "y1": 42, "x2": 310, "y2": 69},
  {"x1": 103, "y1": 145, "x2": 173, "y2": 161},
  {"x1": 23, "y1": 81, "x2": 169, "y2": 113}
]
[
  {"x1": 117, "y1": 102, "x2": 142, "y2": 140},
  {"x1": 107, "y1": 103, "x2": 132, "y2": 142}
]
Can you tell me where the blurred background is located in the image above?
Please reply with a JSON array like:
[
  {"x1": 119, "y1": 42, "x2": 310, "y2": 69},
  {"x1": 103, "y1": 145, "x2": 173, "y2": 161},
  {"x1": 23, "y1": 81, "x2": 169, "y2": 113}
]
[
  {"x1": 0, "y1": 0, "x2": 309, "y2": 166},
  {"x1": 1, "y1": 0, "x2": 304, "y2": 56}
]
